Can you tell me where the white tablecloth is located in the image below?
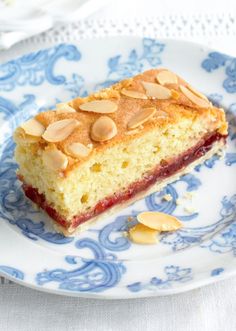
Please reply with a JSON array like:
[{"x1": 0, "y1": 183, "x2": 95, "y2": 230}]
[
  {"x1": 1, "y1": 279, "x2": 236, "y2": 331},
  {"x1": 1, "y1": 1, "x2": 236, "y2": 330}
]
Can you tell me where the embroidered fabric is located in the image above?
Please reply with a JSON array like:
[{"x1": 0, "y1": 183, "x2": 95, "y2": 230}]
[{"x1": 26, "y1": 14, "x2": 236, "y2": 43}]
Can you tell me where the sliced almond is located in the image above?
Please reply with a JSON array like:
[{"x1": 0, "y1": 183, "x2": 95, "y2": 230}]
[
  {"x1": 155, "y1": 110, "x2": 168, "y2": 119},
  {"x1": 187, "y1": 85, "x2": 208, "y2": 101},
  {"x1": 15, "y1": 128, "x2": 41, "y2": 144},
  {"x1": 79, "y1": 100, "x2": 118, "y2": 114},
  {"x1": 42, "y1": 119, "x2": 79, "y2": 143},
  {"x1": 184, "y1": 206, "x2": 196, "y2": 214},
  {"x1": 142, "y1": 81, "x2": 171, "y2": 99},
  {"x1": 125, "y1": 128, "x2": 140, "y2": 135},
  {"x1": 56, "y1": 103, "x2": 76, "y2": 113},
  {"x1": 42, "y1": 149, "x2": 68, "y2": 171},
  {"x1": 163, "y1": 194, "x2": 173, "y2": 202},
  {"x1": 66, "y1": 142, "x2": 92, "y2": 158},
  {"x1": 21, "y1": 118, "x2": 45, "y2": 137},
  {"x1": 121, "y1": 88, "x2": 148, "y2": 99},
  {"x1": 156, "y1": 70, "x2": 178, "y2": 85},
  {"x1": 137, "y1": 211, "x2": 182, "y2": 231},
  {"x1": 171, "y1": 89, "x2": 180, "y2": 99},
  {"x1": 91, "y1": 116, "x2": 117, "y2": 142},
  {"x1": 128, "y1": 223, "x2": 158, "y2": 245},
  {"x1": 128, "y1": 107, "x2": 156, "y2": 129},
  {"x1": 180, "y1": 85, "x2": 210, "y2": 108}
]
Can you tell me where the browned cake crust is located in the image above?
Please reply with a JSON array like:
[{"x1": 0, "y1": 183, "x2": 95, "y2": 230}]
[{"x1": 15, "y1": 68, "x2": 227, "y2": 176}]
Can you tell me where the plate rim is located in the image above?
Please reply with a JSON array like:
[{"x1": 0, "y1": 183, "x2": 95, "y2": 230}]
[{"x1": 0, "y1": 35, "x2": 235, "y2": 299}]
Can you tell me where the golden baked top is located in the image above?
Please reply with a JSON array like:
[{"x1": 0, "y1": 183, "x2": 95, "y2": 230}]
[{"x1": 14, "y1": 68, "x2": 228, "y2": 174}]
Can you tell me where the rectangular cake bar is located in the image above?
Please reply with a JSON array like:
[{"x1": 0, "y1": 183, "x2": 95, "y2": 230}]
[{"x1": 14, "y1": 69, "x2": 228, "y2": 235}]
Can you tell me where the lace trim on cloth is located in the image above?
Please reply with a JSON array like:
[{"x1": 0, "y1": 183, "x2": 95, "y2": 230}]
[
  {"x1": 28, "y1": 14, "x2": 236, "y2": 44},
  {"x1": 0, "y1": 277, "x2": 12, "y2": 284}
]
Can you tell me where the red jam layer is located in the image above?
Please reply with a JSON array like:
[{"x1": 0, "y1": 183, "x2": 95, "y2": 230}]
[{"x1": 22, "y1": 132, "x2": 226, "y2": 231}]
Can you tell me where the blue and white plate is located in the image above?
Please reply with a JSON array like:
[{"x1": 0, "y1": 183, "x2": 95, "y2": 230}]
[{"x1": 0, "y1": 37, "x2": 236, "y2": 299}]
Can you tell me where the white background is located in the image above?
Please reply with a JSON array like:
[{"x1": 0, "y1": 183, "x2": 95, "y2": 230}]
[{"x1": 1, "y1": 1, "x2": 236, "y2": 331}]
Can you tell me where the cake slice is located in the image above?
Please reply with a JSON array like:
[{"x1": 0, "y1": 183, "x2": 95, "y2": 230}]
[{"x1": 14, "y1": 69, "x2": 228, "y2": 235}]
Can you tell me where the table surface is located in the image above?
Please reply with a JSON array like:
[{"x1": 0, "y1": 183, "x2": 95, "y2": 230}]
[
  {"x1": 1, "y1": 278, "x2": 236, "y2": 331},
  {"x1": 1, "y1": 1, "x2": 236, "y2": 330}
]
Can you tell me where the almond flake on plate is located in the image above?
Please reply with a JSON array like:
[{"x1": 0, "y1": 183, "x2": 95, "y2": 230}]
[
  {"x1": 79, "y1": 100, "x2": 118, "y2": 113},
  {"x1": 127, "y1": 107, "x2": 156, "y2": 129},
  {"x1": 142, "y1": 81, "x2": 172, "y2": 99},
  {"x1": 156, "y1": 70, "x2": 178, "y2": 85},
  {"x1": 175, "y1": 198, "x2": 184, "y2": 205},
  {"x1": 184, "y1": 205, "x2": 197, "y2": 214},
  {"x1": 42, "y1": 119, "x2": 79, "y2": 143},
  {"x1": 183, "y1": 192, "x2": 196, "y2": 200},
  {"x1": 163, "y1": 194, "x2": 173, "y2": 201},
  {"x1": 128, "y1": 223, "x2": 159, "y2": 245},
  {"x1": 21, "y1": 118, "x2": 45, "y2": 137},
  {"x1": 137, "y1": 211, "x2": 182, "y2": 231}
]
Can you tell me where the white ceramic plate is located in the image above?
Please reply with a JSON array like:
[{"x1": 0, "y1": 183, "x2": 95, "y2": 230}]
[{"x1": 0, "y1": 37, "x2": 236, "y2": 299}]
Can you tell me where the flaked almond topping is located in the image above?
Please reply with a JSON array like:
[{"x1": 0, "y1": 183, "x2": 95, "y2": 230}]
[
  {"x1": 187, "y1": 85, "x2": 209, "y2": 101},
  {"x1": 137, "y1": 211, "x2": 182, "y2": 231},
  {"x1": 155, "y1": 110, "x2": 168, "y2": 119},
  {"x1": 156, "y1": 70, "x2": 178, "y2": 85},
  {"x1": 21, "y1": 118, "x2": 45, "y2": 137},
  {"x1": 121, "y1": 88, "x2": 148, "y2": 99},
  {"x1": 66, "y1": 142, "x2": 92, "y2": 158},
  {"x1": 42, "y1": 119, "x2": 79, "y2": 143},
  {"x1": 127, "y1": 107, "x2": 156, "y2": 129},
  {"x1": 79, "y1": 100, "x2": 118, "y2": 114},
  {"x1": 142, "y1": 81, "x2": 172, "y2": 99},
  {"x1": 42, "y1": 149, "x2": 68, "y2": 171},
  {"x1": 171, "y1": 89, "x2": 180, "y2": 99},
  {"x1": 128, "y1": 223, "x2": 159, "y2": 245},
  {"x1": 15, "y1": 128, "x2": 41, "y2": 144},
  {"x1": 180, "y1": 85, "x2": 210, "y2": 108},
  {"x1": 125, "y1": 128, "x2": 140, "y2": 135},
  {"x1": 91, "y1": 116, "x2": 117, "y2": 142},
  {"x1": 56, "y1": 103, "x2": 76, "y2": 113}
]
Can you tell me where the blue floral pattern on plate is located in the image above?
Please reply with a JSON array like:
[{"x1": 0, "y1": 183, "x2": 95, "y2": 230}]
[
  {"x1": 96, "y1": 38, "x2": 165, "y2": 89},
  {"x1": 127, "y1": 265, "x2": 192, "y2": 292},
  {"x1": 36, "y1": 239, "x2": 126, "y2": 293},
  {"x1": 0, "y1": 44, "x2": 81, "y2": 91},
  {"x1": 160, "y1": 194, "x2": 236, "y2": 252},
  {"x1": 0, "y1": 37, "x2": 236, "y2": 298},
  {"x1": 202, "y1": 52, "x2": 236, "y2": 93},
  {"x1": 0, "y1": 266, "x2": 24, "y2": 280}
]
